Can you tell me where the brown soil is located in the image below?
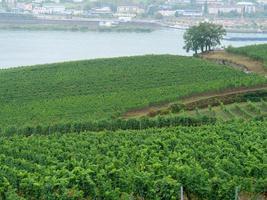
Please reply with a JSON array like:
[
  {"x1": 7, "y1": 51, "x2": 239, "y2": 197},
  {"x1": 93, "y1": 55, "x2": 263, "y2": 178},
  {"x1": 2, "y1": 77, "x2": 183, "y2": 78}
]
[
  {"x1": 123, "y1": 85, "x2": 267, "y2": 118},
  {"x1": 201, "y1": 51, "x2": 267, "y2": 76},
  {"x1": 123, "y1": 51, "x2": 267, "y2": 118}
]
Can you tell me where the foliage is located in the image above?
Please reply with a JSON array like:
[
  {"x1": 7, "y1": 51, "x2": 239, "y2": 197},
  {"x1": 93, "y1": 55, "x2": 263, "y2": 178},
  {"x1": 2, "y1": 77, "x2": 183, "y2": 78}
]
[
  {"x1": 169, "y1": 103, "x2": 185, "y2": 113},
  {"x1": 0, "y1": 55, "x2": 264, "y2": 128},
  {"x1": 227, "y1": 44, "x2": 267, "y2": 69},
  {"x1": 183, "y1": 22, "x2": 226, "y2": 54},
  {"x1": 0, "y1": 120, "x2": 266, "y2": 199},
  {"x1": 174, "y1": 99, "x2": 267, "y2": 122},
  {"x1": 1, "y1": 115, "x2": 216, "y2": 137}
]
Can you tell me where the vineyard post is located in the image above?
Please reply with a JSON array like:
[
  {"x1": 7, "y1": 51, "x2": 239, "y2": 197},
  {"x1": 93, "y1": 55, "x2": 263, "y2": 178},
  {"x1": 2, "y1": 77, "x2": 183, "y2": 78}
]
[
  {"x1": 234, "y1": 186, "x2": 239, "y2": 200},
  {"x1": 180, "y1": 185, "x2": 184, "y2": 200}
]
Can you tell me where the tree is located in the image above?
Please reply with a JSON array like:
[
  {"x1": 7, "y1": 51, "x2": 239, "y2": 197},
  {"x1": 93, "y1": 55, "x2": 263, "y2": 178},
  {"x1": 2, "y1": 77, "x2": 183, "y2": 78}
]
[{"x1": 183, "y1": 22, "x2": 226, "y2": 54}]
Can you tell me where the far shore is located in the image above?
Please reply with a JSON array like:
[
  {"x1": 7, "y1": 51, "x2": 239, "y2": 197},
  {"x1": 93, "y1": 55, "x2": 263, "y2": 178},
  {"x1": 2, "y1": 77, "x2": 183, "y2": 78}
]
[
  {"x1": 1, "y1": 23, "x2": 267, "y2": 34},
  {"x1": 0, "y1": 15, "x2": 267, "y2": 34}
]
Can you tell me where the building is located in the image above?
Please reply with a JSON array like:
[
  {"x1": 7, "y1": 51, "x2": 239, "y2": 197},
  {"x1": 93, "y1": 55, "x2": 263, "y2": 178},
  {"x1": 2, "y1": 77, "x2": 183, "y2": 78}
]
[
  {"x1": 90, "y1": 7, "x2": 112, "y2": 15},
  {"x1": 208, "y1": 5, "x2": 242, "y2": 15},
  {"x1": 16, "y1": 3, "x2": 33, "y2": 11},
  {"x1": 182, "y1": 10, "x2": 203, "y2": 16},
  {"x1": 1, "y1": 0, "x2": 16, "y2": 8},
  {"x1": 196, "y1": 0, "x2": 223, "y2": 5},
  {"x1": 117, "y1": 5, "x2": 144, "y2": 14},
  {"x1": 38, "y1": 5, "x2": 66, "y2": 14},
  {"x1": 237, "y1": 2, "x2": 256, "y2": 13},
  {"x1": 158, "y1": 10, "x2": 176, "y2": 17}
]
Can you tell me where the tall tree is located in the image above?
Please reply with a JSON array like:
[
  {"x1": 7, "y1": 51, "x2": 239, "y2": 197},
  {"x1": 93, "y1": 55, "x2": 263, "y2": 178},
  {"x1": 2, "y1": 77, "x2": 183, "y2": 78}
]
[{"x1": 183, "y1": 22, "x2": 226, "y2": 55}]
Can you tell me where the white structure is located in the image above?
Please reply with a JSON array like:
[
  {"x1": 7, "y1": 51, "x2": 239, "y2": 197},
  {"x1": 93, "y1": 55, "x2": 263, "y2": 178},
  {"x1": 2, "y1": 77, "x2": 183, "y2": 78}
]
[
  {"x1": 182, "y1": 10, "x2": 203, "y2": 16},
  {"x1": 93, "y1": 7, "x2": 111, "y2": 13},
  {"x1": 3, "y1": 0, "x2": 16, "y2": 7},
  {"x1": 196, "y1": 0, "x2": 223, "y2": 5},
  {"x1": 49, "y1": 5, "x2": 65, "y2": 14},
  {"x1": 99, "y1": 21, "x2": 115, "y2": 27},
  {"x1": 208, "y1": 5, "x2": 242, "y2": 14},
  {"x1": 118, "y1": 16, "x2": 132, "y2": 22},
  {"x1": 257, "y1": 0, "x2": 267, "y2": 3},
  {"x1": 117, "y1": 6, "x2": 144, "y2": 14},
  {"x1": 16, "y1": 3, "x2": 33, "y2": 11},
  {"x1": 158, "y1": 10, "x2": 176, "y2": 17},
  {"x1": 34, "y1": 5, "x2": 66, "y2": 14},
  {"x1": 237, "y1": 2, "x2": 256, "y2": 13}
]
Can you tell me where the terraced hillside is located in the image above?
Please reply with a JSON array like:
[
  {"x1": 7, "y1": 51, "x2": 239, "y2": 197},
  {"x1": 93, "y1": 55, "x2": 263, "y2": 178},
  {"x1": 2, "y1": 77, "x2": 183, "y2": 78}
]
[
  {"x1": 227, "y1": 44, "x2": 267, "y2": 69},
  {"x1": 177, "y1": 99, "x2": 267, "y2": 121},
  {"x1": 1, "y1": 55, "x2": 265, "y2": 128}
]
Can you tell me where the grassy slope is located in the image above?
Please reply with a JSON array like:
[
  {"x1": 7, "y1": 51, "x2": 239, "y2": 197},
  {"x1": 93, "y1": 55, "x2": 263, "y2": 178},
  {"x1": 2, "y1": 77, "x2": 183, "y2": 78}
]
[
  {"x1": 227, "y1": 44, "x2": 267, "y2": 69},
  {"x1": 177, "y1": 100, "x2": 267, "y2": 121},
  {"x1": 0, "y1": 55, "x2": 266, "y2": 128},
  {"x1": 0, "y1": 120, "x2": 265, "y2": 199}
]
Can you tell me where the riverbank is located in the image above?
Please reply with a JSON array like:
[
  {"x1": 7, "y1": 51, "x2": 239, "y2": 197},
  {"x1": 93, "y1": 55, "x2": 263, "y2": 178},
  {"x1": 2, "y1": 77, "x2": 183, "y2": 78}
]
[
  {"x1": 0, "y1": 23, "x2": 155, "y2": 32},
  {"x1": 2, "y1": 22, "x2": 267, "y2": 34},
  {"x1": 0, "y1": 13, "x2": 160, "y2": 32},
  {"x1": 1, "y1": 13, "x2": 267, "y2": 33}
]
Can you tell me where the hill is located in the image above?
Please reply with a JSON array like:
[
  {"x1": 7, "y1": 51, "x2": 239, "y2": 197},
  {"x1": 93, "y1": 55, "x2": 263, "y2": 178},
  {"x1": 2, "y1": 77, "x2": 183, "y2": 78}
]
[
  {"x1": 1, "y1": 47, "x2": 267, "y2": 200},
  {"x1": 1, "y1": 55, "x2": 265, "y2": 128},
  {"x1": 227, "y1": 44, "x2": 267, "y2": 69},
  {"x1": 0, "y1": 120, "x2": 266, "y2": 200}
]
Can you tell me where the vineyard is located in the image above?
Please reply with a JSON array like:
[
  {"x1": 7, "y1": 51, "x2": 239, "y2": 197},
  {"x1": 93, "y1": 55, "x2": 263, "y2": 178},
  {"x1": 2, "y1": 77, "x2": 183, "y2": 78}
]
[
  {"x1": 0, "y1": 55, "x2": 265, "y2": 128},
  {"x1": 175, "y1": 99, "x2": 267, "y2": 121},
  {"x1": 227, "y1": 44, "x2": 267, "y2": 69},
  {"x1": 1, "y1": 45, "x2": 267, "y2": 200},
  {"x1": 0, "y1": 120, "x2": 266, "y2": 200}
]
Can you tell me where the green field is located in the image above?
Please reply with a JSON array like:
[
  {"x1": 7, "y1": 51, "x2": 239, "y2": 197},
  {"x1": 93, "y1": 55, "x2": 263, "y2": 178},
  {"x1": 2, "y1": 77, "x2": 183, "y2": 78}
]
[
  {"x1": 1, "y1": 46, "x2": 267, "y2": 200},
  {"x1": 1, "y1": 55, "x2": 265, "y2": 128},
  {"x1": 175, "y1": 100, "x2": 267, "y2": 121},
  {"x1": 0, "y1": 120, "x2": 266, "y2": 200},
  {"x1": 227, "y1": 44, "x2": 267, "y2": 69}
]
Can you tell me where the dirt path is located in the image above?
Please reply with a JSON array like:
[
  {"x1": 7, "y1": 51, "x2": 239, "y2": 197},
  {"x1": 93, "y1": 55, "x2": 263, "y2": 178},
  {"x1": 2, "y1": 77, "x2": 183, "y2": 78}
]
[
  {"x1": 123, "y1": 85, "x2": 267, "y2": 118},
  {"x1": 201, "y1": 51, "x2": 267, "y2": 76},
  {"x1": 123, "y1": 51, "x2": 267, "y2": 118}
]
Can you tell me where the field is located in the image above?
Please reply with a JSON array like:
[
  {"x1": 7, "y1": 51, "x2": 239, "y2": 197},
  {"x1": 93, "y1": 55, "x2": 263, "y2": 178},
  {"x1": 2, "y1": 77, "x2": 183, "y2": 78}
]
[
  {"x1": 227, "y1": 44, "x2": 267, "y2": 69},
  {"x1": 1, "y1": 45, "x2": 267, "y2": 200},
  {"x1": 176, "y1": 100, "x2": 267, "y2": 121},
  {"x1": 1, "y1": 55, "x2": 265, "y2": 129},
  {"x1": 0, "y1": 120, "x2": 266, "y2": 200}
]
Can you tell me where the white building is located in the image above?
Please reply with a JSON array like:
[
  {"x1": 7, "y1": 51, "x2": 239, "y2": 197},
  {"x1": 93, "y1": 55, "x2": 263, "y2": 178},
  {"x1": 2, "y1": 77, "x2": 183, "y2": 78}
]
[
  {"x1": 196, "y1": 0, "x2": 223, "y2": 5},
  {"x1": 208, "y1": 5, "x2": 242, "y2": 15},
  {"x1": 257, "y1": 0, "x2": 267, "y2": 4},
  {"x1": 237, "y1": 2, "x2": 256, "y2": 13},
  {"x1": 36, "y1": 5, "x2": 65, "y2": 14},
  {"x1": 182, "y1": 10, "x2": 203, "y2": 16},
  {"x1": 117, "y1": 6, "x2": 144, "y2": 14},
  {"x1": 16, "y1": 3, "x2": 33, "y2": 11},
  {"x1": 158, "y1": 10, "x2": 176, "y2": 17},
  {"x1": 91, "y1": 7, "x2": 112, "y2": 15}
]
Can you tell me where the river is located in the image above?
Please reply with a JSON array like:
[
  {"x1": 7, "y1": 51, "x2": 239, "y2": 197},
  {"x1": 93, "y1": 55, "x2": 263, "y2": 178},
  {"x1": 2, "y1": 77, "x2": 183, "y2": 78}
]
[{"x1": 1, "y1": 28, "x2": 267, "y2": 69}]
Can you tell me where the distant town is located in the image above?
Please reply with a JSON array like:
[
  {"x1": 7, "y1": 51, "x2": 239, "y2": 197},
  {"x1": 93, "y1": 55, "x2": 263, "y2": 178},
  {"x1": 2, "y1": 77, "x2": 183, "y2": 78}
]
[{"x1": 1, "y1": 0, "x2": 267, "y2": 32}]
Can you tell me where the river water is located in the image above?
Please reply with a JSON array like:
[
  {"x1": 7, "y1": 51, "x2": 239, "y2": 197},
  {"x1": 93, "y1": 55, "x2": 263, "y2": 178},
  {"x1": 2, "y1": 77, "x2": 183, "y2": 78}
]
[{"x1": 1, "y1": 28, "x2": 267, "y2": 68}]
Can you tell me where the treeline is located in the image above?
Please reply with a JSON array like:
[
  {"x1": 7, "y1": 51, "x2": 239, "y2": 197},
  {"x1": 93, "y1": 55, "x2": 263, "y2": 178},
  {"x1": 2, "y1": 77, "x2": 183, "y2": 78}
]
[{"x1": 1, "y1": 115, "x2": 216, "y2": 136}]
